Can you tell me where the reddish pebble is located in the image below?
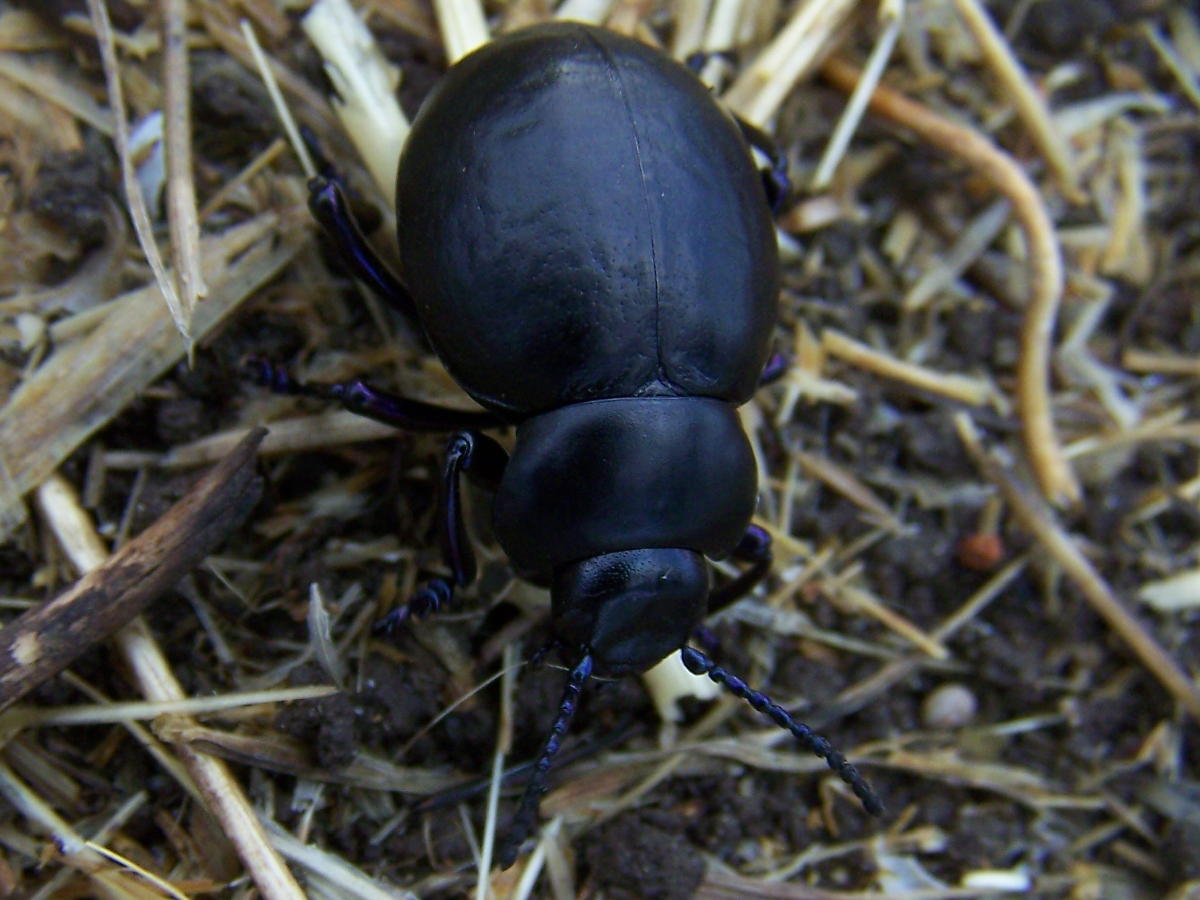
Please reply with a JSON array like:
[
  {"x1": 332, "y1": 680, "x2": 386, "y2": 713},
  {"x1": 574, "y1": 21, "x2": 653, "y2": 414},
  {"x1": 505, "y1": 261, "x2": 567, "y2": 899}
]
[{"x1": 957, "y1": 532, "x2": 1004, "y2": 571}]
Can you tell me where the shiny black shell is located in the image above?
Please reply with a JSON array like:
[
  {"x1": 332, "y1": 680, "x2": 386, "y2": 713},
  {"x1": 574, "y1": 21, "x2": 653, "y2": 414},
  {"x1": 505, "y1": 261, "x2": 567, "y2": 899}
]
[{"x1": 395, "y1": 22, "x2": 778, "y2": 416}]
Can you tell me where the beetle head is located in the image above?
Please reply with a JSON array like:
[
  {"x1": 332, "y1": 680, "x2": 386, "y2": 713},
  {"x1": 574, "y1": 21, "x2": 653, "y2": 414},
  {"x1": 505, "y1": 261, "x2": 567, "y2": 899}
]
[{"x1": 551, "y1": 548, "x2": 709, "y2": 677}]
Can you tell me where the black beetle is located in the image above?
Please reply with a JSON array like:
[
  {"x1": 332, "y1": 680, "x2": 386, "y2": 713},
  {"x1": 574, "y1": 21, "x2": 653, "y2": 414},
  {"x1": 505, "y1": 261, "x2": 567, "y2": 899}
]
[{"x1": 250, "y1": 21, "x2": 881, "y2": 867}]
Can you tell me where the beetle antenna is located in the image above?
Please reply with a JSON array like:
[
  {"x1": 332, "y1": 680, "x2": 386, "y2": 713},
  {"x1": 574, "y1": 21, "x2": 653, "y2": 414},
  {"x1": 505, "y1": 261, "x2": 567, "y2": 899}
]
[
  {"x1": 497, "y1": 652, "x2": 593, "y2": 869},
  {"x1": 679, "y1": 646, "x2": 883, "y2": 816}
]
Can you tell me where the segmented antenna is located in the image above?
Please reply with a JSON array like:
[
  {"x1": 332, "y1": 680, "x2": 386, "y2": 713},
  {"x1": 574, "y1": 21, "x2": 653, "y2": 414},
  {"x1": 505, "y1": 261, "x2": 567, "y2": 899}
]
[
  {"x1": 679, "y1": 646, "x2": 884, "y2": 815},
  {"x1": 497, "y1": 653, "x2": 594, "y2": 869}
]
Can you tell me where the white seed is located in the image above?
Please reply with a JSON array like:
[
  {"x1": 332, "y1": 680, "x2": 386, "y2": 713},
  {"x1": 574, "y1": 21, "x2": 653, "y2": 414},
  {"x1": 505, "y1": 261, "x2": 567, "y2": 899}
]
[{"x1": 922, "y1": 682, "x2": 978, "y2": 729}]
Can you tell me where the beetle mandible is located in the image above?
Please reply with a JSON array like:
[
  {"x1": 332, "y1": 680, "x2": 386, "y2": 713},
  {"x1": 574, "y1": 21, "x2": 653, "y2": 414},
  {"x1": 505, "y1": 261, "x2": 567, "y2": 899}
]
[{"x1": 250, "y1": 21, "x2": 882, "y2": 867}]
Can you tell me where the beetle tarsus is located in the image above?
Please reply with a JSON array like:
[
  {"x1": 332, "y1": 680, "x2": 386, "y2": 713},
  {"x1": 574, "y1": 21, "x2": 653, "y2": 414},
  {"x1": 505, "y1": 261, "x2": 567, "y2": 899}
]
[
  {"x1": 679, "y1": 645, "x2": 884, "y2": 816},
  {"x1": 241, "y1": 355, "x2": 295, "y2": 393},
  {"x1": 375, "y1": 431, "x2": 509, "y2": 633},
  {"x1": 378, "y1": 577, "x2": 454, "y2": 632}
]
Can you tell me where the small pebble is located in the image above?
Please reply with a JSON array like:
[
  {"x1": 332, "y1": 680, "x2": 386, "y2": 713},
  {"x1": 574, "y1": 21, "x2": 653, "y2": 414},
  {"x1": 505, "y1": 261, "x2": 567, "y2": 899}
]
[
  {"x1": 922, "y1": 682, "x2": 978, "y2": 729},
  {"x1": 957, "y1": 531, "x2": 1005, "y2": 571}
]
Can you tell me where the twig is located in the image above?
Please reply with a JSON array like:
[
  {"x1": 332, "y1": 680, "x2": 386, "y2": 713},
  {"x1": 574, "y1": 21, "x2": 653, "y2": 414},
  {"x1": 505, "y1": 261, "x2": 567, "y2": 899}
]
[
  {"x1": 832, "y1": 582, "x2": 949, "y2": 659},
  {"x1": 156, "y1": 411, "x2": 399, "y2": 469},
  {"x1": 821, "y1": 56, "x2": 1081, "y2": 508},
  {"x1": 1121, "y1": 350, "x2": 1200, "y2": 376},
  {"x1": 29, "y1": 435, "x2": 309, "y2": 900},
  {"x1": 197, "y1": 2, "x2": 342, "y2": 141},
  {"x1": 0, "y1": 430, "x2": 265, "y2": 712},
  {"x1": 299, "y1": 0, "x2": 408, "y2": 197},
  {"x1": 0, "y1": 759, "x2": 167, "y2": 897},
  {"x1": 1143, "y1": 20, "x2": 1200, "y2": 113},
  {"x1": 821, "y1": 556, "x2": 1029, "y2": 724},
  {"x1": 1, "y1": 685, "x2": 337, "y2": 730},
  {"x1": 954, "y1": 413, "x2": 1200, "y2": 723},
  {"x1": 241, "y1": 21, "x2": 316, "y2": 182},
  {"x1": 259, "y1": 821, "x2": 418, "y2": 900},
  {"x1": 198, "y1": 137, "x2": 290, "y2": 221},
  {"x1": 478, "y1": 643, "x2": 519, "y2": 887},
  {"x1": 902, "y1": 199, "x2": 1012, "y2": 312},
  {"x1": 0, "y1": 52, "x2": 114, "y2": 134}
]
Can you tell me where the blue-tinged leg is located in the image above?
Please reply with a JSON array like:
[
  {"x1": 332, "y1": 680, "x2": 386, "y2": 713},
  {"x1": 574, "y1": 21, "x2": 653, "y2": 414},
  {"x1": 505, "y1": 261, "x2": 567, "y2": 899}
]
[
  {"x1": 381, "y1": 430, "x2": 509, "y2": 629},
  {"x1": 707, "y1": 523, "x2": 773, "y2": 615},
  {"x1": 298, "y1": 126, "x2": 419, "y2": 320},
  {"x1": 682, "y1": 54, "x2": 791, "y2": 212},
  {"x1": 307, "y1": 176, "x2": 419, "y2": 320},
  {"x1": 734, "y1": 115, "x2": 791, "y2": 213},
  {"x1": 679, "y1": 645, "x2": 884, "y2": 816},
  {"x1": 759, "y1": 351, "x2": 789, "y2": 386},
  {"x1": 244, "y1": 357, "x2": 500, "y2": 431}
]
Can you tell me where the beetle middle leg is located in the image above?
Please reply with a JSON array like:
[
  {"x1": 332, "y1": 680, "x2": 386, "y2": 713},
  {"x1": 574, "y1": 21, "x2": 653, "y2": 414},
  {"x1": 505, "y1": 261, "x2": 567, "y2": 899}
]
[
  {"x1": 244, "y1": 358, "x2": 499, "y2": 431},
  {"x1": 380, "y1": 430, "x2": 509, "y2": 629},
  {"x1": 244, "y1": 358, "x2": 505, "y2": 625}
]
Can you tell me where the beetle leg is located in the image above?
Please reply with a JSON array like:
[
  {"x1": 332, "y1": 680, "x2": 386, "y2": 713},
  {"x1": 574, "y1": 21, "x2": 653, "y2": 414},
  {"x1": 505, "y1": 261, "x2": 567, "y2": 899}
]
[
  {"x1": 682, "y1": 52, "x2": 791, "y2": 212},
  {"x1": 732, "y1": 115, "x2": 791, "y2": 213},
  {"x1": 706, "y1": 523, "x2": 772, "y2": 615},
  {"x1": 306, "y1": 175, "x2": 422, "y2": 322},
  {"x1": 244, "y1": 357, "x2": 501, "y2": 431},
  {"x1": 758, "y1": 351, "x2": 789, "y2": 386},
  {"x1": 381, "y1": 430, "x2": 509, "y2": 630}
]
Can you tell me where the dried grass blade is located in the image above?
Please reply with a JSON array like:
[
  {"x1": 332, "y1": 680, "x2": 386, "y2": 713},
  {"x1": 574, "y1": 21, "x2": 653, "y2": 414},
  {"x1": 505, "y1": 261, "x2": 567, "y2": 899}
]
[
  {"x1": 162, "y1": 0, "x2": 207, "y2": 334},
  {"x1": 951, "y1": 0, "x2": 1081, "y2": 201},
  {"x1": 0, "y1": 215, "x2": 301, "y2": 539},
  {"x1": 86, "y1": 0, "x2": 190, "y2": 344}
]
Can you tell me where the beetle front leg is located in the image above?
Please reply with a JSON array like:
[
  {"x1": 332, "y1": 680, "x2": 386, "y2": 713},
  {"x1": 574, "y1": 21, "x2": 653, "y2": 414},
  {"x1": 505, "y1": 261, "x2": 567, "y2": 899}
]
[
  {"x1": 684, "y1": 52, "x2": 790, "y2": 212},
  {"x1": 306, "y1": 175, "x2": 421, "y2": 323},
  {"x1": 381, "y1": 430, "x2": 509, "y2": 629},
  {"x1": 758, "y1": 351, "x2": 789, "y2": 386},
  {"x1": 732, "y1": 116, "x2": 791, "y2": 213},
  {"x1": 707, "y1": 523, "x2": 773, "y2": 615},
  {"x1": 244, "y1": 358, "x2": 500, "y2": 431}
]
